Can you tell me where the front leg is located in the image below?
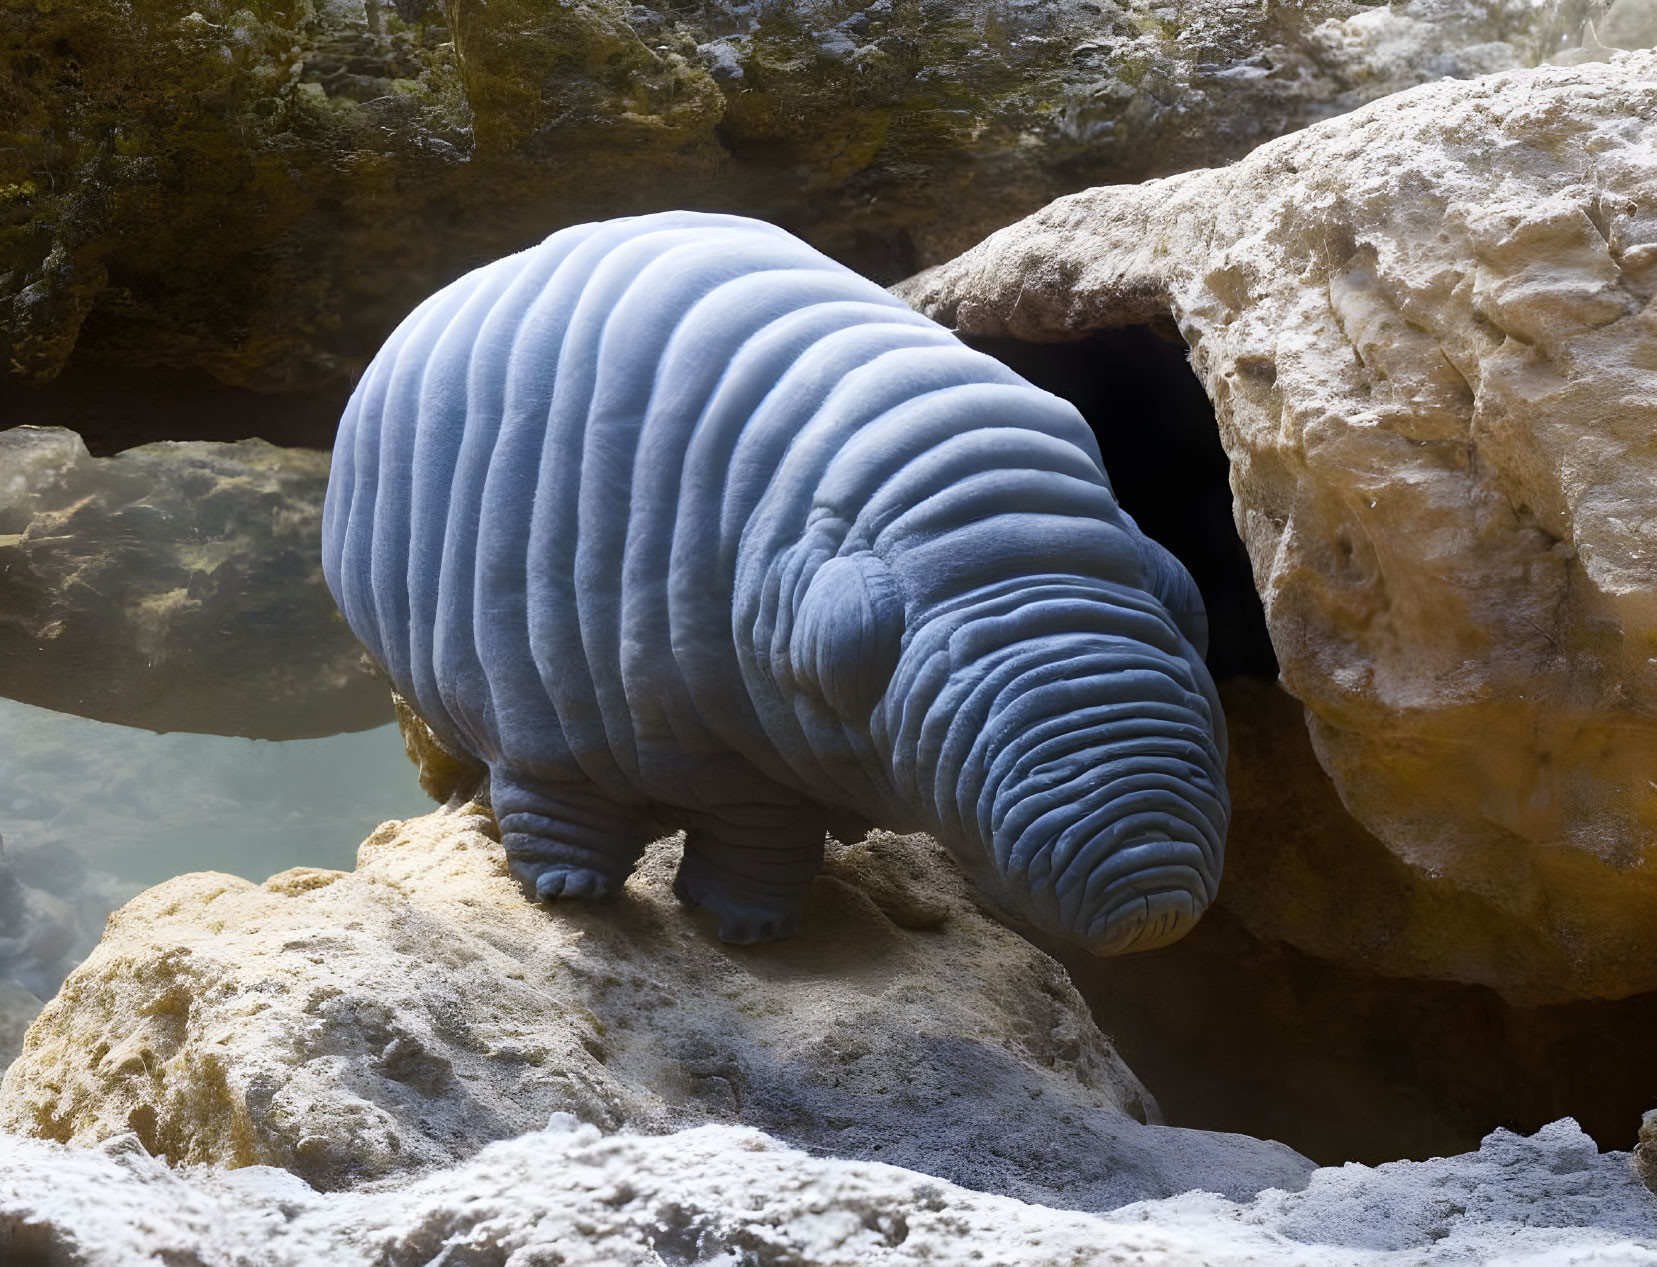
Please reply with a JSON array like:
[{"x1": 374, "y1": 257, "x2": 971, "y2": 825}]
[
  {"x1": 490, "y1": 768, "x2": 653, "y2": 901},
  {"x1": 675, "y1": 806, "x2": 827, "y2": 945}
]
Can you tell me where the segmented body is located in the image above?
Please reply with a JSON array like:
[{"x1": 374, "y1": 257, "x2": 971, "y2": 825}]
[{"x1": 323, "y1": 211, "x2": 1228, "y2": 950}]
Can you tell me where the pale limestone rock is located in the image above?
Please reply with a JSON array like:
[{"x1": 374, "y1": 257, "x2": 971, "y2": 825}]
[
  {"x1": 0, "y1": 1116, "x2": 1651, "y2": 1266},
  {"x1": 897, "y1": 53, "x2": 1657, "y2": 1005},
  {"x1": 0, "y1": 426, "x2": 389, "y2": 739},
  {"x1": 0, "y1": 804, "x2": 1310, "y2": 1203}
]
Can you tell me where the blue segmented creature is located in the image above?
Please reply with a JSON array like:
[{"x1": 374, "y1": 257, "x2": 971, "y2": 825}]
[{"x1": 322, "y1": 211, "x2": 1229, "y2": 951}]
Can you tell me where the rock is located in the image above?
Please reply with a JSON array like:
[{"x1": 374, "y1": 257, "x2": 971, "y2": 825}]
[
  {"x1": 0, "y1": 803, "x2": 1312, "y2": 1203},
  {"x1": 1639, "y1": 1110, "x2": 1657, "y2": 1195},
  {"x1": 897, "y1": 52, "x2": 1657, "y2": 1004},
  {"x1": 0, "y1": 426, "x2": 389, "y2": 739},
  {"x1": 0, "y1": 983, "x2": 41, "y2": 1075},
  {"x1": 0, "y1": 0, "x2": 1614, "y2": 394},
  {"x1": 0, "y1": 1116, "x2": 1651, "y2": 1266},
  {"x1": 1030, "y1": 678, "x2": 1657, "y2": 1168}
]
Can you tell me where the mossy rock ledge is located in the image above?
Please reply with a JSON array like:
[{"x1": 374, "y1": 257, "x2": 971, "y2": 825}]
[{"x1": 0, "y1": 0, "x2": 1605, "y2": 393}]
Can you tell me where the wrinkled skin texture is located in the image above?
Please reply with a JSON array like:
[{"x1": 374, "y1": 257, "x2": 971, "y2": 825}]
[{"x1": 323, "y1": 212, "x2": 1226, "y2": 949}]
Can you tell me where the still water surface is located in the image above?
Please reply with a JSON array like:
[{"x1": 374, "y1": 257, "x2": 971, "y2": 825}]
[{"x1": 0, "y1": 697, "x2": 426, "y2": 998}]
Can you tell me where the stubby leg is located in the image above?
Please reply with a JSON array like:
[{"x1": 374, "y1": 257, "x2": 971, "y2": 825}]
[
  {"x1": 490, "y1": 768, "x2": 653, "y2": 902},
  {"x1": 675, "y1": 806, "x2": 827, "y2": 945}
]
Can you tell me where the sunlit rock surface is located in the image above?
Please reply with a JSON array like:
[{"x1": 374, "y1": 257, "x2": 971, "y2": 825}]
[
  {"x1": 1, "y1": 0, "x2": 1627, "y2": 394},
  {"x1": 0, "y1": 803, "x2": 1310, "y2": 1202},
  {"x1": 0, "y1": 1115, "x2": 1650, "y2": 1266},
  {"x1": 0, "y1": 427, "x2": 389, "y2": 739},
  {"x1": 899, "y1": 52, "x2": 1657, "y2": 1005}
]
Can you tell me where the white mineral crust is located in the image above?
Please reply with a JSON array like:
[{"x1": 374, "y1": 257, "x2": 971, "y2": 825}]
[{"x1": 0, "y1": 1116, "x2": 1652, "y2": 1266}]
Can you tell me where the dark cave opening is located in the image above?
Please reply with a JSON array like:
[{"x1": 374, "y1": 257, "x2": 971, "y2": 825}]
[
  {"x1": 1042, "y1": 907, "x2": 1657, "y2": 1168},
  {"x1": 971, "y1": 323, "x2": 1657, "y2": 1167},
  {"x1": 962, "y1": 326, "x2": 1278, "y2": 682}
]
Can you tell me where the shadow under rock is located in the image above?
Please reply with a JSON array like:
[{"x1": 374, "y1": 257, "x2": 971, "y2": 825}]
[
  {"x1": 1041, "y1": 678, "x2": 1657, "y2": 1167},
  {"x1": 5, "y1": 359, "x2": 351, "y2": 455},
  {"x1": 1046, "y1": 906, "x2": 1657, "y2": 1167},
  {"x1": 966, "y1": 323, "x2": 1657, "y2": 1167}
]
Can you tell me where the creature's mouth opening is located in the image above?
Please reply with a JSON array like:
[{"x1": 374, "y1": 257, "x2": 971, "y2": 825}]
[
  {"x1": 1089, "y1": 882, "x2": 1203, "y2": 955},
  {"x1": 951, "y1": 322, "x2": 1246, "y2": 954},
  {"x1": 936, "y1": 623, "x2": 1231, "y2": 961}
]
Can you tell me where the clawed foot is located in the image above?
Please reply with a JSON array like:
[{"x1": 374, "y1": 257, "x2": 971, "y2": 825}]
[
  {"x1": 674, "y1": 865, "x2": 800, "y2": 945},
  {"x1": 510, "y1": 860, "x2": 616, "y2": 903}
]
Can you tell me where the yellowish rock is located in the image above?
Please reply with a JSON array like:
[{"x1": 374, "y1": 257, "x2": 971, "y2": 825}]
[
  {"x1": 898, "y1": 53, "x2": 1657, "y2": 1005},
  {"x1": 0, "y1": 426, "x2": 388, "y2": 739},
  {"x1": 0, "y1": 805, "x2": 1309, "y2": 1202}
]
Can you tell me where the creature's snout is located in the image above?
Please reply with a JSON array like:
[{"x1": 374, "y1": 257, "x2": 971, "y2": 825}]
[
  {"x1": 885, "y1": 587, "x2": 1229, "y2": 956},
  {"x1": 987, "y1": 713, "x2": 1226, "y2": 955}
]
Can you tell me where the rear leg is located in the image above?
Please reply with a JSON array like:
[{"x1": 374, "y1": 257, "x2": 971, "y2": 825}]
[
  {"x1": 675, "y1": 807, "x2": 827, "y2": 945},
  {"x1": 491, "y1": 769, "x2": 653, "y2": 902}
]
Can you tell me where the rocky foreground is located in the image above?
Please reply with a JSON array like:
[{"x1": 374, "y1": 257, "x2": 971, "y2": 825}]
[
  {"x1": 0, "y1": 1106, "x2": 1652, "y2": 1264},
  {"x1": 0, "y1": 803, "x2": 1652, "y2": 1265},
  {"x1": 0, "y1": 804, "x2": 1305, "y2": 1206}
]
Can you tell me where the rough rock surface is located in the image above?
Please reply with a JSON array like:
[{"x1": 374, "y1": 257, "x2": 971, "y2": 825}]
[
  {"x1": 0, "y1": 426, "x2": 389, "y2": 738},
  {"x1": 0, "y1": 1115, "x2": 1652, "y2": 1266},
  {"x1": 1640, "y1": 1110, "x2": 1657, "y2": 1195},
  {"x1": 1038, "y1": 678, "x2": 1657, "y2": 1167},
  {"x1": 1, "y1": 0, "x2": 1624, "y2": 394},
  {"x1": 898, "y1": 52, "x2": 1657, "y2": 1005},
  {"x1": 0, "y1": 803, "x2": 1311, "y2": 1203}
]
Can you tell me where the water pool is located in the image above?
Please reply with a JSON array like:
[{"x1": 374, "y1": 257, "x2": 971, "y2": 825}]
[{"x1": 0, "y1": 697, "x2": 425, "y2": 1003}]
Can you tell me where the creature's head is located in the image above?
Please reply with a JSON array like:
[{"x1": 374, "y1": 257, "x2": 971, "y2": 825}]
[
  {"x1": 749, "y1": 331, "x2": 1228, "y2": 953},
  {"x1": 786, "y1": 539, "x2": 1228, "y2": 955},
  {"x1": 894, "y1": 574, "x2": 1227, "y2": 954}
]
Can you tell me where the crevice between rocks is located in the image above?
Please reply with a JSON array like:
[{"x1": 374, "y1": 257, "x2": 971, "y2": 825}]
[
  {"x1": 970, "y1": 322, "x2": 1657, "y2": 1168},
  {"x1": 962, "y1": 326, "x2": 1278, "y2": 682}
]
